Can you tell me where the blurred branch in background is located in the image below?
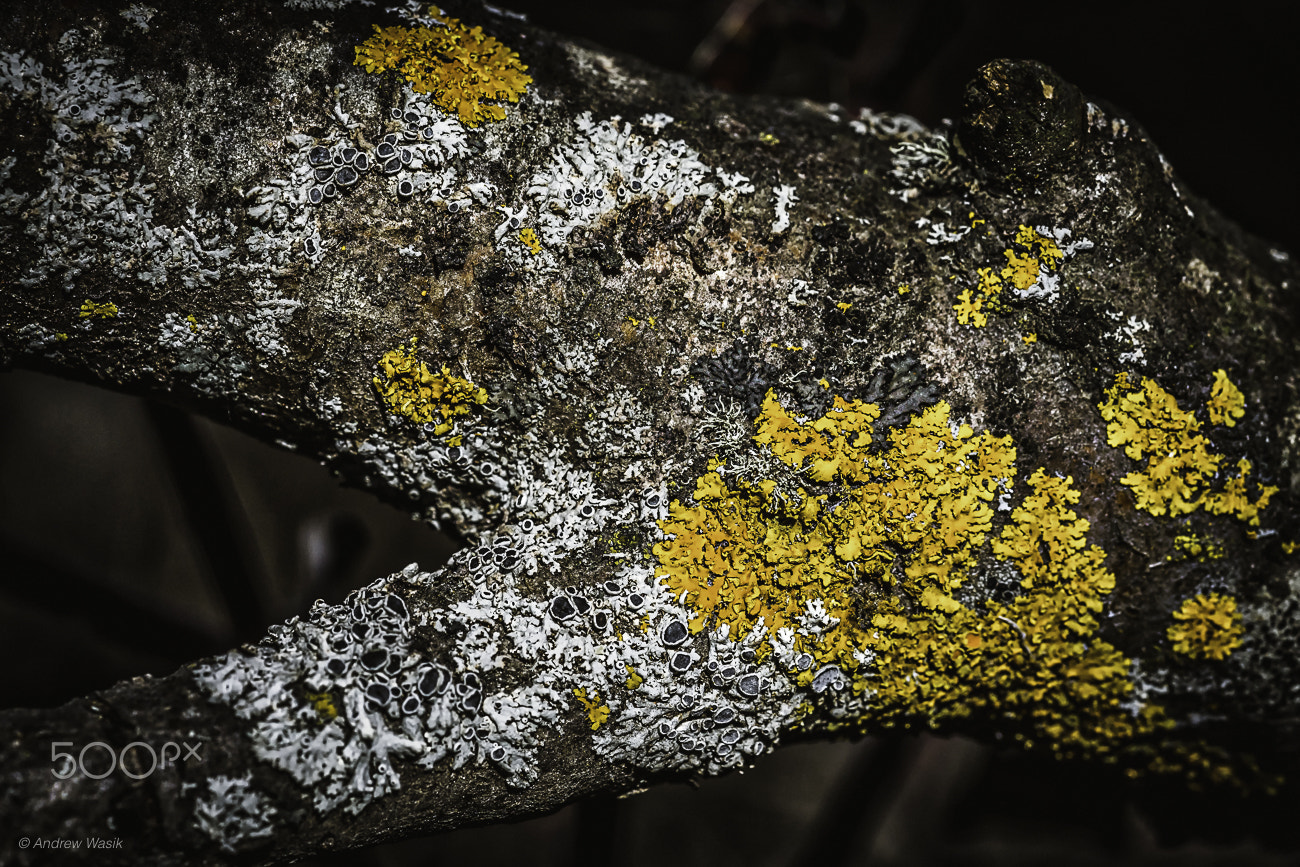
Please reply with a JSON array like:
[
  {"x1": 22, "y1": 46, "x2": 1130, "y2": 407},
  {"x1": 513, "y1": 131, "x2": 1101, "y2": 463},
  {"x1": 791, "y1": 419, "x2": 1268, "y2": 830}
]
[
  {"x1": 0, "y1": 372, "x2": 457, "y2": 711},
  {"x1": 144, "y1": 400, "x2": 269, "y2": 643}
]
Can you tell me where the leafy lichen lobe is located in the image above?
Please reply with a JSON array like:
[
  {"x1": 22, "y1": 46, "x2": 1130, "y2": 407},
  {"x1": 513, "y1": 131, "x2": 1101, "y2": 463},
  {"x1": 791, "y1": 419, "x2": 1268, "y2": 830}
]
[
  {"x1": 353, "y1": 5, "x2": 532, "y2": 126},
  {"x1": 1098, "y1": 371, "x2": 1277, "y2": 524},
  {"x1": 1168, "y1": 593, "x2": 1244, "y2": 661},
  {"x1": 374, "y1": 340, "x2": 488, "y2": 439}
]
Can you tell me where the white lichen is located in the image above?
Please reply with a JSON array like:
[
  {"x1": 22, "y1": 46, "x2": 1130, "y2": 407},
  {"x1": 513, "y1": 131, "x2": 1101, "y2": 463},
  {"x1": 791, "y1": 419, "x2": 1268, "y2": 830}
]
[
  {"x1": 119, "y1": 4, "x2": 156, "y2": 30},
  {"x1": 0, "y1": 46, "x2": 235, "y2": 293},
  {"x1": 1107, "y1": 310, "x2": 1152, "y2": 365},
  {"x1": 1012, "y1": 226, "x2": 1094, "y2": 303},
  {"x1": 194, "y1": 775, "x2": 279, "y2": 853},
  {"x1": 512, "y1": 112, "x2": 752, "y2": 266},
  {"x1": 848, "y1": 106, "x2": 927, "y2": 139},
  {"x1": 771, "y1": 184, "x2": 798, "y2": 234},
  {"x1": 888, "y1": 132, "x2": 951, "y2": 200}
]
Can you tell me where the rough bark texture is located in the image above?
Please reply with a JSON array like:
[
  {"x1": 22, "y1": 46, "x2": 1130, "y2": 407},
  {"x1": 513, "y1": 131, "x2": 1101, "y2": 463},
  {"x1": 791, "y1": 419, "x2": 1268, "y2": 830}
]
[{"x1": 2, "y1": 0, "x2": 1299, "y2": 863}]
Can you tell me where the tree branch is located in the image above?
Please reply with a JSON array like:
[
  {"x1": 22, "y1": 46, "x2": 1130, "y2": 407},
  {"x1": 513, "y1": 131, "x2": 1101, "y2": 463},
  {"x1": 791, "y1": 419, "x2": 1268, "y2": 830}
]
[{"x1": 2, "y1": 0, "x2": 1298, "y2": 863}]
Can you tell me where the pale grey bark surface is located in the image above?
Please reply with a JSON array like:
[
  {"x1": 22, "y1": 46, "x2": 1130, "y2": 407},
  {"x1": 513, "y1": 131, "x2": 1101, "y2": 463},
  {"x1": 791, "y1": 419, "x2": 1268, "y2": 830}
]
[{"x1": 2, "y1": 0, "x2": 1299, "y2": 863}]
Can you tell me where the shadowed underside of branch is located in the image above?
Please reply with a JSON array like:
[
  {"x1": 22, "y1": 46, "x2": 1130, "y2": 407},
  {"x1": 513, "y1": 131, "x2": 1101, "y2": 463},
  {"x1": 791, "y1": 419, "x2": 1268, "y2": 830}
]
[{"x1": 1, "y1": 1, "x2": 1299, "y2": 863}]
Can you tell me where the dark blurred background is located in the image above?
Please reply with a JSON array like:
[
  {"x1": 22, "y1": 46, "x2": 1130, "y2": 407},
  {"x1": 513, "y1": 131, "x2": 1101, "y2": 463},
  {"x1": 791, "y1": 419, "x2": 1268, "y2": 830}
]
[{"x1": 2, "y1": 0, "x2": 1298, "y2": 864}]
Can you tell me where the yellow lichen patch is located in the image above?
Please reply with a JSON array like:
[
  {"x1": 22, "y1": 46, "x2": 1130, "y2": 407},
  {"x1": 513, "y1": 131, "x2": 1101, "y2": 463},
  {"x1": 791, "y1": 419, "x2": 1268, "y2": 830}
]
[
  {"x1": 1168, "y1": 593, "x2": 1243, "y2": 661},
  {"x1": 1000, "y1": 250, "x2": 1039, "y2": 291},
  {"x1": 304, "y1": 690, "x2": 338, "y2": 721},
  {"x1": 1002, "y1": 224, "x2": 1063, "y2": 290},
  {"x1": 1022, "y1": 333, "x2": 1037, "y2": 344},
  {"x1": 863, "y1": 467, "x2": 1160, "y2": 766},
  {"x1": 573, "y1": 688, "x2": 611, "y2": 730},
  {"x1": 794, "y1": 700, "x2": 817, "y2": 723},
  {"x1": 374, "y1": 339, "x2": 488, "y2": 433},
  {"x1": 624, "y1": 665, "x2": 643, "y2": 690},
  {"x1": 656, "y1": 392, "x2": 1014, "y2": 673},
  {"x1": 1170, "y1": 533, "x2": 1225, "y2": 562},
  {"x1": 354, "y1": 6, "x2": 532, "y2": 126},
  {"x1": 956, "y1": 226, "x2": 1072, "y2": 328},
  {"x1": 185, "y1": 314, "x2": 200, "y2": 332},
  {"x1": 1207, "y1": 368, "x2": 1246, "y2": 427},
  {"x1": 1098, "y1": 373, "x2": 1277, "y2": 524},
  {"x1": 519, "y1": 227, "x2": 541, "y2": 255},
  {"x1": 656, "y1": 388, "x2": 1217, "y2": 773},
  {"x1": 954, "y1": 267, "x2": 1002, "y2": 327},
  {"x1": 79, "y1": 299, "x2": 118, "y2": 319},
  {"x1": 657, "y1": 386, "x2": 1264, "y2": 784}
]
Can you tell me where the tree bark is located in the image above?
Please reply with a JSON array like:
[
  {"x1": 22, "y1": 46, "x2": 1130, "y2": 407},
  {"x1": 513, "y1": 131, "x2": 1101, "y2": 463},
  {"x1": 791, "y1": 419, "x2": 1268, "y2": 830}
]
[{"x1": 2, "y1": 0, "x2": 1298, "y2": 863}]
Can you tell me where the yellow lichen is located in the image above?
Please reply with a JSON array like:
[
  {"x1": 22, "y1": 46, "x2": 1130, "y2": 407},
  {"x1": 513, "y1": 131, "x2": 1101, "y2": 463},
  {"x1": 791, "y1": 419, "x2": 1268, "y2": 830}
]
[
  {"x1": 624, "y1": 665, "x2": 643, "y2": 690},
  {"x1": 793, "y1": 700, "x2": 817, "y2": 723},
  {"x1": 1002, "y1": 224, "x2": 1063, "y2": 290},
  {"x1": 866, "y1": 467, "x2": 1159, "y2": 763},
  {"x1": 573, "y1": 688, "x2": 611, "y2": 730},
  {"x1": 79, "y1": 299, "x2": 118, "y2": 319},
  {"x1": 185, "y1": 314, "x2": 200, "y2": 332},
  {"x1": 655, "y1": 394, "x2": 1019, "y2": 672},
  {"x1": 954, "y1": 267, "x2": 1002, "y2": 327},
  {"x1": 955, "y1": 226, "x2": 1069, "y2": 328},
  {"x1": 304, "y1": 690, "x2": 339, "y2": 721},
  {"x1": 519, "y1": 226, "x2": 541, "y2": 255},
  {"x1": 1170, "y1": 533, "x2": 1225, "y2": 562},
  {"x1": 1098, "y1": 372, "x2": 1277, "y2": 524},
  {"x1": 354, "y1": 6, "x2": 531, "y2": 126},
  {"x1": 1000, "y1": 251, "x2": 1039, "y2": 291},
  {"x1": 1207, "y1": 368, "x2": 1246, "y2": 427},
  {"x1": 373, "y1": 338, "x2": 488, "y2": 433},
  {"x1": 1022, "y1": 333, "x2": 1038, "y2": 344},
  {"x1": 1168, "y1": 593, "x2": 1243, "y2": 660},
  {"x1": 652, "y1": 387, "x2": 1231, "y2": 774}
]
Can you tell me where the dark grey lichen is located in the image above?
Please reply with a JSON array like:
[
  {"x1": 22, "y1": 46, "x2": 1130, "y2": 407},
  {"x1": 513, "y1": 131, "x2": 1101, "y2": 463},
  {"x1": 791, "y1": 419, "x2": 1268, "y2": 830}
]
[
  {"x1": 862, "y1": 354, "x2": 941, "y2": 432},
  {"x1": 692, "y1": 337, "x2": 780, "y2": 419}
]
